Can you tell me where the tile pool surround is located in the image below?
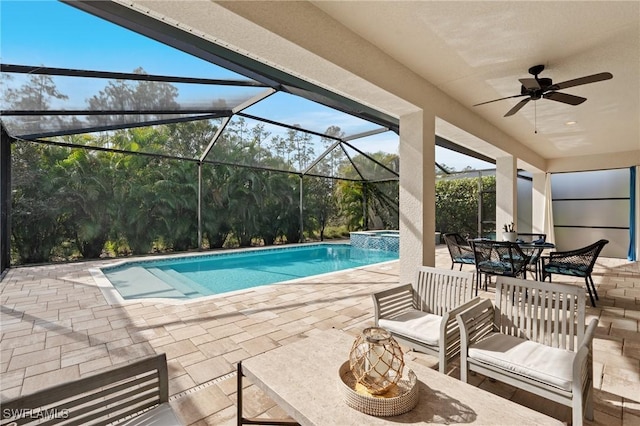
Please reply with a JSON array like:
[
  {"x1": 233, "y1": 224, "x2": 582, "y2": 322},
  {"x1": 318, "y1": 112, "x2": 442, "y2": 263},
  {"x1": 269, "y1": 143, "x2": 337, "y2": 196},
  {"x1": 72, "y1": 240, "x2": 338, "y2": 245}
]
[{"x1": 90, "y1": 243, "x2": 398, "y2": 304}]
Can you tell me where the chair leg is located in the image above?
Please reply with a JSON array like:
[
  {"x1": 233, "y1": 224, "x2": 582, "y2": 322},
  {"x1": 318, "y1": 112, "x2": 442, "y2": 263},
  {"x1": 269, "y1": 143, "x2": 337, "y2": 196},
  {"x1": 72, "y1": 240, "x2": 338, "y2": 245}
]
[
  {"x1": 459, "y1": 264, "x2": 463, "y2": 271},
  {"x1": 572, "y1": 393, "x2": 585, "y2": 426},
  {"x1": 588, "y1": 275, "x2": 599, "y2": 300},
  {"x1": 585, "y1": 385, "x2": 595, "y2": 421},
  {"x1": 585, "y1": 278, "x2": 597, "y2": 307}
]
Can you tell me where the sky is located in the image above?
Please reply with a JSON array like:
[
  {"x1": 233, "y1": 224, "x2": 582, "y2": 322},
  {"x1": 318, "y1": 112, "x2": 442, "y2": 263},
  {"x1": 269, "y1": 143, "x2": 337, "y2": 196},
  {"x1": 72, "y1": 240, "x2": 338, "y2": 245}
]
[{"x1": 0, "y1": 0, "x2": 493, "y2": 171}]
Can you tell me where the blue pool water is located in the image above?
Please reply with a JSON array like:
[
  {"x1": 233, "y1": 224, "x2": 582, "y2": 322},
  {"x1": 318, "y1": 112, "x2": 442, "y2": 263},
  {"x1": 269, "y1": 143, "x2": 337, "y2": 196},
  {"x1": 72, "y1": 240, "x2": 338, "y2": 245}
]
[{"x1": 101, "y1": 243, "x2": 398, "y2": 300}]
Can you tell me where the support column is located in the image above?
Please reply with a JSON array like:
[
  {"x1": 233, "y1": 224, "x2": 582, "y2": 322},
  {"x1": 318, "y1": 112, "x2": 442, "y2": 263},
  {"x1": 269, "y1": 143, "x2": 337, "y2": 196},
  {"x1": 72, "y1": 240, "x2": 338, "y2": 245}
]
[
  {"x1": 299, "y1": 175, "x2": 303, "y2": 243},
  {"x1": 531, "y1": 172, "x2": 546, "y2": 235},
  {"x1": 399, "y1": 109, "x2": 435, "y2": 284},
  {"x1": 197, "y1": 162, "x2": 202, "y2": 250},
  {"x1": 496, "y1": 156, "x2": 517, "y2": 235},
  {"x1": 1, "y1": 125, "x2": 11, "y2": 273},
  {"x1": 633, "y1": 166, "x2": 639, "y2": 261},
  {"x1": 543, "y1": 173, "x2": 556, "y2": 244}
]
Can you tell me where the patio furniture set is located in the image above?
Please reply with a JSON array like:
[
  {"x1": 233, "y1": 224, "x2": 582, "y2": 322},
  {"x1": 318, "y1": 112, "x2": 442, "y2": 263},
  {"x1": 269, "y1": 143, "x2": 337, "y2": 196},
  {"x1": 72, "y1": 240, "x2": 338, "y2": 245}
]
[
  {"x1": 235, "y1": 266, "x2": 596, "y2": 425},
  {"x1": 443, "y1": 232, "x2": 609, "y2": 307}
]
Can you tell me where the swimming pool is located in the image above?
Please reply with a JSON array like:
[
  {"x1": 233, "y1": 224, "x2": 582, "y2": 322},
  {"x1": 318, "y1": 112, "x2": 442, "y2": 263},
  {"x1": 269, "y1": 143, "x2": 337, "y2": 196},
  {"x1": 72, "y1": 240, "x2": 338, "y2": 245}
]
[{"x1": 98, "y1": 243, "x2": 398, "y2": 300}]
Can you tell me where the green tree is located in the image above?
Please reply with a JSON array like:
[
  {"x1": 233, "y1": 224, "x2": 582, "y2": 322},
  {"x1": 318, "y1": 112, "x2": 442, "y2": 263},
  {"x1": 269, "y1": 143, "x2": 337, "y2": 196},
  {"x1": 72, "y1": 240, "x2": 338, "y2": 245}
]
[
  {"x1": 6, "y1": 72, "x2": 71, "y2": 263},
  {"x1": 56, "y1": 139, "x2": 115, "y2": 258},
  {"x1": 366, "y1": 181, "x2": 399, "y2": 229},
  {"x1": 303, "y1": 176, "x2": 336, "y2": 240},
  {"x1": 11, "y1": 143, "x2": 68, "y2": 263},
  {"x1": 435, "y1": 175, "x2": 495, "y2": 238},
  {"x1": 334, "y1": 151, "x2": 399, "y2": 231},
  {"x1": 109, "y1": 128, "x2": 166, "y2": 254},
  {"x1": 225, "y1": 168, "x2": 264, "y2": 246},
  {"x1": 154, "y1": 159, "x2": 199, "y2": 251},
  {"x1": 201, "y1": 162, "x2": 232, "y2": 248},
  {"x1": 285, "y1": 127, "x2": 314, "y2": 171},
  {"x1": 255, "y1": 172, "x2": 298, "y2": 245},
  {"x1": 336, "y1": 180, "x2": 364, "y2": 231},
  {"x1": 87, "y1": 67, "x2": 179, "y2": 128},
  {"x1": 3, "y1": 73, "x2": 69, "y2": 135},
  {"x1": 165, "y1": 119, "x2": 221, "y2": 159}
]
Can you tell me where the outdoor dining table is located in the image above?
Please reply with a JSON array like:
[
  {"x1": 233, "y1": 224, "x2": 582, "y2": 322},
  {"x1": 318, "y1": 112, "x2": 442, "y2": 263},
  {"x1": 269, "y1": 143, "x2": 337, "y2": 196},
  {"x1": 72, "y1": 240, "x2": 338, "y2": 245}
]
[
  {"x1": 515, "y1": 240, "x2": 555, "y2": 280},
  {"x1": 470, "y1": 238, "x2": 555, "y2": 281}
]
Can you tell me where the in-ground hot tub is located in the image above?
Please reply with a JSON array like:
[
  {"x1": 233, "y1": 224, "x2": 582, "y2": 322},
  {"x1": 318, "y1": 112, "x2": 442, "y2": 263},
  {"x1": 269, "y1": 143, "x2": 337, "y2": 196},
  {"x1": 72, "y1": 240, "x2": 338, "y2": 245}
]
[{"x1": 350, "y1": 230, "x2": 399, "y2": 252}]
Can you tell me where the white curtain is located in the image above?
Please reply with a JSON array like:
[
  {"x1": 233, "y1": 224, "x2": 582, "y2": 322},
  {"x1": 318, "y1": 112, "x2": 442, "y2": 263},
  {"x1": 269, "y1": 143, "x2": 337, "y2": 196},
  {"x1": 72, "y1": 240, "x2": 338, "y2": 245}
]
[{"x1": 543, "y1": 173, "x2": 555, "y2": 244}]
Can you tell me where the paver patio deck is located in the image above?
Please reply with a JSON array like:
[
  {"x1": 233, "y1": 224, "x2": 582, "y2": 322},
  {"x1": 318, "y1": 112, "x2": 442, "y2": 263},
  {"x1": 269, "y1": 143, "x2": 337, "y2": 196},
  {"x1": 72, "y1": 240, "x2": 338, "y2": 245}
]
[{"x1": 1, "y1": 245, "x2": 639, "y2": 425}]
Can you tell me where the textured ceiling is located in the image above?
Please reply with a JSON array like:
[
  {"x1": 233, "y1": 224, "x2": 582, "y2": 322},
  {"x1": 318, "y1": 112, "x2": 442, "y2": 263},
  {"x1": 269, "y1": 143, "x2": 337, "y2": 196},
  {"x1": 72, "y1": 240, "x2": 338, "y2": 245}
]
[{"x1": 311, "y1": 1, "x2": 639, "y2": 163}]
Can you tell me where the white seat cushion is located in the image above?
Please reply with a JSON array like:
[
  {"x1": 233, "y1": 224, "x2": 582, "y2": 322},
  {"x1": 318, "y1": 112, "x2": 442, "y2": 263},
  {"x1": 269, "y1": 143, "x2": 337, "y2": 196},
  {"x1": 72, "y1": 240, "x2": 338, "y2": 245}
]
[
  {"x1": 379, "y1": 309, "x2": 442, "y2": 346},
  {"x1": 468, "y1": 333, "x2": 576, "y2": 391}
]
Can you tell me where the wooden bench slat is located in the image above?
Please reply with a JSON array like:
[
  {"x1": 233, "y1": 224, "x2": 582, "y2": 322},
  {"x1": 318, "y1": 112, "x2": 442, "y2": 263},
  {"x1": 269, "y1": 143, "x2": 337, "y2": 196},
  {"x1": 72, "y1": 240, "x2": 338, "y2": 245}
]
[
  {"x1": 0, "y1": 354, "x2": 175, "y2": 426},
  {"x1": 40, "y1": 384, "x2": 159, "y2": 426},
  {"x1": 60, "y1": 392, "x2": 160, "y2": 426}
]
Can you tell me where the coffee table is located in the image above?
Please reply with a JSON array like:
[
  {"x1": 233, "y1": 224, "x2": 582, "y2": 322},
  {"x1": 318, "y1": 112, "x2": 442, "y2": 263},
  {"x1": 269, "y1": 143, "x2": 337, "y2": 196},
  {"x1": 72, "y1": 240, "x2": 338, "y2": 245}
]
[{"x1": 237, "y1": 329, "x2": 563, "y2": 425}]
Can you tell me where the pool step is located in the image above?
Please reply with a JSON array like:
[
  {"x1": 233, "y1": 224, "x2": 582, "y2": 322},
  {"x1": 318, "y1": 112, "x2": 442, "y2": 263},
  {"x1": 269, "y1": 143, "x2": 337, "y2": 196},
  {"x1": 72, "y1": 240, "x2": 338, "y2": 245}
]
[
  {"x1": 147, "y1": 268, "x2": 210, "y2": 297},
  {"x1": 105, "y1": 267, "x2": 189, "y2": 299}
]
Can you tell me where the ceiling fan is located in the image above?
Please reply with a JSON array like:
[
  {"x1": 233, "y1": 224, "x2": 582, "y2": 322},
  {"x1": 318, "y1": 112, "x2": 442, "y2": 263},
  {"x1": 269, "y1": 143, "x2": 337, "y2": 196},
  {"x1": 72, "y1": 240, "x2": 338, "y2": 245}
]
[{"x1": 474, "y1": 65, "x2": 613, "y2": 117}]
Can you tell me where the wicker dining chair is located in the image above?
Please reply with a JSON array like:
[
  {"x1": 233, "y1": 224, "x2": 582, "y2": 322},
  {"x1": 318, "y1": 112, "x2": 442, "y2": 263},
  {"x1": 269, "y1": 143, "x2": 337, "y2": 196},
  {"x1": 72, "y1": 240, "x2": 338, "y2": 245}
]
[
  {"x1": 443, "y1": 233, "x2": 475, "y2": 270},
  {"x1": 541, "y1": 239, "x2": 609, "y2": 307},
  {"x1": 469, "y1": 240, "x2": 531, "y2": 295}
]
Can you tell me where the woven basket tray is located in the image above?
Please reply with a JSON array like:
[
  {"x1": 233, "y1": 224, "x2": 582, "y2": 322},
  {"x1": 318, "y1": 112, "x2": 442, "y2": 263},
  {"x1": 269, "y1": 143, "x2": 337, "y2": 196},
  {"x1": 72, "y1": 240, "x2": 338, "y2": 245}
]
[{"x1": 337, "y1": 361, "x2": 418, "y2": 417}]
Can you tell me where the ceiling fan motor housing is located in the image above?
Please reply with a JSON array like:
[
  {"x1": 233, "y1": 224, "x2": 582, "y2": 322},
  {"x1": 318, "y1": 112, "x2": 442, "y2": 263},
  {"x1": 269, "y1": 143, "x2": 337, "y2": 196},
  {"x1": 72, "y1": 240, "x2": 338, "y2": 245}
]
[
  {"x1": 538, "y1": 77, "x2": 552, "y2": 89},
  {"x1": 521, "y1": 77, "x2": 553, "y2": 98}
]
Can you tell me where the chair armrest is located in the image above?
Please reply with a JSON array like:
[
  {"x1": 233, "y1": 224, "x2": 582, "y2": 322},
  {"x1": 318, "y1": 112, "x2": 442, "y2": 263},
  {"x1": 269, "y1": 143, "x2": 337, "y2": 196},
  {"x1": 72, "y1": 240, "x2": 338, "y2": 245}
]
[
  {"x1": 442, "y1": 296, "x2": 483, "y2": 325},
  {"x1": 573, "y1": 318, "x2": 599, "y2": 393},
  {"x1": 459, "y1": 244, "x2": 474, "y2": 254},
  {"x1": 548, "y1": 246, "x2": 588, "y2": 261},
  {"x1": 578, "y1": 318, "x2": 599, "y2": 353},
  {"x1": 548, "y1": 251, "x2": 569, "y2": 261},
  {"x1": 456, "y1": 298, "x2": 495, "y2": 349},
  {"x1": 372, "y1": 283, "x2": 414, "y2": 325},
  {"x1": 455, "y1": 298, "x2": 495, "y2": 382},
  {"x1": 441, "y1": 296, "x2": 483, "y2": 343},
  {"x1": 540, "y1": 255, "x2": 551, "y2": 276}
]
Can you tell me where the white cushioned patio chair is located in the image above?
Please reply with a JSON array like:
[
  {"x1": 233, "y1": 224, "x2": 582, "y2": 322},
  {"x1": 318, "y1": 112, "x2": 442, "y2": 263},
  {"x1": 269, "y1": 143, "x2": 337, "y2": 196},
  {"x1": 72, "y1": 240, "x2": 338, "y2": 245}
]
[
  {"x1": 372, "y1": 266, "x2": 479, "y2": 374},
  {"x1": 456, "y1": 276, "x2": 598, "y2": 426}
]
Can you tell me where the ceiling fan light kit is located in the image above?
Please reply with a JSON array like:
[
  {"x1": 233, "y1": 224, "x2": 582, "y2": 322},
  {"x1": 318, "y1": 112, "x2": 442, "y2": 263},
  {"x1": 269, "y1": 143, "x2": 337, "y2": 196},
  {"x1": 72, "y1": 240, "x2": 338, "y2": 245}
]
[{"x1": 474, "y1": 64, "x2": 613, "y2": 118}]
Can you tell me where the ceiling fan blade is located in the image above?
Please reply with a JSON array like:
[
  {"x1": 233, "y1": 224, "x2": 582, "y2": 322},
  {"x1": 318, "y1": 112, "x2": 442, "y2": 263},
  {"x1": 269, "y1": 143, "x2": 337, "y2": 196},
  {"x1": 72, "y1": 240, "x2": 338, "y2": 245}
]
[
  {"x1": 473, "y1": 94, "x2": 527, "y2": 107},
  {"x1": 504, "y1": 98, "x2": 530, "y2": 117},
  {"x1": 519, "y1": 78, "x2": 540, "y2": 91},
  {"x1": 548, "y1": 72, "x2": 613, "y2": 91},
  {"x1": 544, "y1": 91, "x2": 587, "y2": 105}
]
